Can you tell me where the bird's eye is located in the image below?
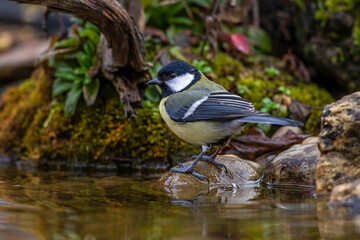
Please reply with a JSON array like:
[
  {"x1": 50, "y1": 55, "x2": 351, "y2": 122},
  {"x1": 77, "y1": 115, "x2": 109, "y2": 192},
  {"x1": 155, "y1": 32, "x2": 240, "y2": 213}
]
[{"x1": 170, "y1": 73, "x2": 176, "y2": 79}]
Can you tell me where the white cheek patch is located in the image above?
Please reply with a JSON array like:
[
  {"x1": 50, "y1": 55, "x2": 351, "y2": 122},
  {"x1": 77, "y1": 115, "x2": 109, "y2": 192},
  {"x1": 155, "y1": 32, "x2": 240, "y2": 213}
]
[{"x1": 166, "y1": 73, "x2": 194, "y2": 92}]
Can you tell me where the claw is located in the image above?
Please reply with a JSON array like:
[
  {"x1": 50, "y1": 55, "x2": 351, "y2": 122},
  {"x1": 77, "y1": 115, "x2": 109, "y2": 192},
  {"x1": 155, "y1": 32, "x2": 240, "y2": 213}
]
[
  {"x1": 200, "y1": 156, "x2": 228, "y2": 173},
  {"x1": 170, "y1": 145, "x2": 211, "y2": 183},
  {"x1": 191, "y1": 171, "x2": 209, "y2": 183},
  {"x1": 171, "y1": 166, "x2": 209, "y2": 183}
]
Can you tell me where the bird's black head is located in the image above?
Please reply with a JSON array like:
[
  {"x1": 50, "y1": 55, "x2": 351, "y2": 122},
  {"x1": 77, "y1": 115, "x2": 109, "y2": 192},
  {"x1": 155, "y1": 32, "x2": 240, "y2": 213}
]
[{"x1": 147, "y1": 61, "x2": 201, "y2": 97}]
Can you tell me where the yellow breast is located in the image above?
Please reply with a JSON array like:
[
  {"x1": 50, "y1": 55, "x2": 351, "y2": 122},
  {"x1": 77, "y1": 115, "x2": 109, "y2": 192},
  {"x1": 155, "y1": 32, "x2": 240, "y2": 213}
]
[{"x1": 159, "y1": 97, "x2": 228, "y2": 146}]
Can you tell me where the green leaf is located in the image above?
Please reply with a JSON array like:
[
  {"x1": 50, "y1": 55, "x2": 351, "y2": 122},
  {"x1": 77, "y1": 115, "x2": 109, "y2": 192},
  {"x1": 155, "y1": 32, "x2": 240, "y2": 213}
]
[
  {"x1": 165, "y1": 2, "x2": 184, "y2": 16},
  {"x1": 74, "y1": 67, "x2": 88, "y2": 75},
  {"x1": 192, "y1": 60, "x2": 212, "y2": 73},
  {"x1": 84, "y1": 22, "x2": 100, "y2": 34},
  {"x1": 278, "y1": 86, "x2": 291, "y2": 95},
  {"x1": 64, "y1": 85, "x2": 83, "y2": 117},
  {"x1": 237, "y1": 85, "x2": 249, "y2": 95},
  {"x1": 55, "y1": 62, "x2": 75, "y2": 73},
  {"x1": 264, "y1": 66, "x2": 280, "y2": 77},
  {"x1": 166, "y1": 28, "x2": 176, "y2": 45},
  {"x1": 54, "y1": 70, "x2": 79, "y2": 82},
  {"x1": 144, "y1": 85, "x2": 161, "y2": 103},
  {"x1": 149, "y1": 62, "x2": 163, "y2": 79},
  {"x1": 169, "y1": 17, "x2": 193, "y2": 26},
  {"x1": 83, "y1": 41, "x2": 94, "y2": 56},
  {"x1": 79, "y1": 28, "x2": 100, "y2": 44},
  {"x1": 55, "y1": 37, "x2": 79, "y2": 49},
  {"x1": 169, "y1": 46, "x2": 188, "y2": 62},
  {"x1": 257, "y1": 123, "x2": 272, "y2": 133},
  {"x1": 53, "y1": 78, "x2": 74, "y2": 97},
  {"x1": 76, "y1": 52, "x2": 93, "y2": 69},
  {"x1": 83, "y1": 78, "x2": 100, "y2": 106},
  {"x1": 247, "y1": 27, "x2": 272, "y2": 54},
  {"x1": 84, "y1": 74, "x2": 92, "y2": 85},
  {"x1": 260, "y1": 97, "x2": 280, "y2": 113},
  {"x1": 187, "y1": 0, "x2": 212, "y2": 8}
]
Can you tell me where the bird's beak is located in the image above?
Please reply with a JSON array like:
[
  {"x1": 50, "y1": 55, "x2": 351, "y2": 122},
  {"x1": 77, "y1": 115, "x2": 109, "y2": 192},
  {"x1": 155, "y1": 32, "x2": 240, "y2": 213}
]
[{"x1": 147, "y1": 78, "x2": 162, "y2": 85}]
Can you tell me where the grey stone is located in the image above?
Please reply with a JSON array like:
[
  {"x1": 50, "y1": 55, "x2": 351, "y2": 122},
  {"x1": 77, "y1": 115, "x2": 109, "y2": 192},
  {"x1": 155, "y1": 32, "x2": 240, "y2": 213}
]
[{"x1": 264, "y1": 142, "x2": 320, "y2": 186}]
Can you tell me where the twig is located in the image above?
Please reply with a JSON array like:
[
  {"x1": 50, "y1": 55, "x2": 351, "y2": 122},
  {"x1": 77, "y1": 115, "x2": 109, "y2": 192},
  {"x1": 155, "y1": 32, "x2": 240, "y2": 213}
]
[
  {"x1": 181, "y1": 0, "x2": 194, "y2": 20},
  {"x1": 200, "y1": 0, "x2": 221, "y2": 56},
  {"x1": 211, "y1": 0, "x2": 221, "y2": 15},
  {"x1": 42, "y1": 8, "x2": 51, "y2": 37},
  {"x1": 252, "y1": 0, "x2": 259, "y2": 28},
  {"x1": 152, "y1": 46, "x2": 169, "y2": 65},
  {"x1": 157, "y1": 0, "x2": 181, "y2": 6}
]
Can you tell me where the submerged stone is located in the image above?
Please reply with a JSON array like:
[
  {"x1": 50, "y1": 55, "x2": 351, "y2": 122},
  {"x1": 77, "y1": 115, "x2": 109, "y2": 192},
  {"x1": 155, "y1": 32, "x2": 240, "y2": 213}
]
[
  {"x1": 315, "y1": 91, "x2": 360, "y2": 192},
  {"x1": 264, "y1": 140, "x2": 320, "y2": 186}
]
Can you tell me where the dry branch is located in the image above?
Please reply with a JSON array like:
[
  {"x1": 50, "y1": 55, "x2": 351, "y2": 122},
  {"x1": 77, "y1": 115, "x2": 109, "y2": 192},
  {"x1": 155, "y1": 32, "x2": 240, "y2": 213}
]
[{"x1": 10, "y1": 0, "x2": 149, "y2": 118}]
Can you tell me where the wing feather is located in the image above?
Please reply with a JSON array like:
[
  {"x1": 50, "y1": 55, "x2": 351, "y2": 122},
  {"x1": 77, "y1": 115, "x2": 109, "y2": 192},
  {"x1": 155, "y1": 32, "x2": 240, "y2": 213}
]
[{"x1": 167, "y1": 91, "x2": 268, "y2": 122}]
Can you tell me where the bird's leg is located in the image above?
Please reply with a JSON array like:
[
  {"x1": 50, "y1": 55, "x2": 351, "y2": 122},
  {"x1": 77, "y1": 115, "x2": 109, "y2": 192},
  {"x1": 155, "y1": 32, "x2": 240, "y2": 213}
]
[
  {"x1": 171, "y1": 145, "x2": 210, "y2": 182},
  {"x1": 200, "y1": 139, "x2": 230, "y2": 173}
]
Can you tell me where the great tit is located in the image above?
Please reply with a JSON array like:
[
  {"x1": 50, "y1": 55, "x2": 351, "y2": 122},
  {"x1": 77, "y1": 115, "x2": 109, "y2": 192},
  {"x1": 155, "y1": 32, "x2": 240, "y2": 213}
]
[{"x1": 147, "y1": 61, "x2": 303, "y2": 182}]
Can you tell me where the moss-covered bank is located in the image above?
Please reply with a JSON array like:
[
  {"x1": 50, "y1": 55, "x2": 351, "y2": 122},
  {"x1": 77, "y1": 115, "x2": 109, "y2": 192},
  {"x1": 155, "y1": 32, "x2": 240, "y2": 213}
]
[
  {"x1": 0, "y1": 66, "x2": 187, "y2": 165},
  {"x1": 0, "y1": 52, "x2": 333, "y2": 166}
]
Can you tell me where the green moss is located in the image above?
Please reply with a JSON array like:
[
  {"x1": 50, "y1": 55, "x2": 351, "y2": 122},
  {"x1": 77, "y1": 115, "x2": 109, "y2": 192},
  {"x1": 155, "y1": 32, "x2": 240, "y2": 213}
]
[
  {"x1": 0, "y1": 51, "x2": 334, "y2": 164},
  {"x1": 0, "y1": 67, "x2": 52, "y2": 154},
  {"x1": 211, "y1": 52, "x2": 334, "y2": 133},
  {"x1": 0, "y1": 67, "x2": 189, "y2": 164}
]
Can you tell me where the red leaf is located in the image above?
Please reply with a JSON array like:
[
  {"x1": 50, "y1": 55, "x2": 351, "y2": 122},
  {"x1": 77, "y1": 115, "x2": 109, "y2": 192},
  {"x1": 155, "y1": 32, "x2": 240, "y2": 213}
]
[{"x1": 224, "y1": 33, "x2": 250, "y2": 54}]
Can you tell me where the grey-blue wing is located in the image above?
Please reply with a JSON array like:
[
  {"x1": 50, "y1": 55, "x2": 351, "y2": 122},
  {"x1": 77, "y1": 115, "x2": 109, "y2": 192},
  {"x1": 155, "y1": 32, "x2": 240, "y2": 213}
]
[{"x1": 167, "y1": 92, "x2": 268, "y2": 122}]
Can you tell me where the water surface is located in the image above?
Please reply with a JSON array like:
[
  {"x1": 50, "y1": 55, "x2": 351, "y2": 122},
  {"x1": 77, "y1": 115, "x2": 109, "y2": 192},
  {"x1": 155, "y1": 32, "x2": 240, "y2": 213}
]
[{"x1": 0, "y1": 162, "x2": 359, "y2": 240}]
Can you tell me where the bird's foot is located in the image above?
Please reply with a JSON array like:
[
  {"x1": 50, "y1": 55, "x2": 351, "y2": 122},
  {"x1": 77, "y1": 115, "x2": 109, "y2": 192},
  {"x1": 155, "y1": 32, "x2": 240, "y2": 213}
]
[
  {"x1": 196, "y1": 155, "x2": 228, "y2": 173},
  {"x1": 171, "y1": 164, "x2": 209, "y2": 183}
]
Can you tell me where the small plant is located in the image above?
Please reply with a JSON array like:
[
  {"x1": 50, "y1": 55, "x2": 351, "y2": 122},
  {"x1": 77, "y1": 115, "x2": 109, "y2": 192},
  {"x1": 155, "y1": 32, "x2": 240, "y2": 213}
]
[
  {"x1": 264, "y1": 66, "x2": 280, "y2": 77},
  {"x1": 192, "y1": 60, "x2": 212, "y2": 73},
  {"x1": 278, "y1": 86, "x2": 291, "y2": 95},
  {"x1": 237, "y1": 85, "x2": 249, "y2": 95},
  {"x1": 144, "y1": 0, "x2": 212, "y2": 33},
  {"x1": 260, "y1": 97, "x2": 281, "y2": 113},
  {"x1": 50, "y1": 21, "x2": 100, "y2": 117},
  {"x1": 258, "y1": 96, "x2": 289, "y2": 133}
]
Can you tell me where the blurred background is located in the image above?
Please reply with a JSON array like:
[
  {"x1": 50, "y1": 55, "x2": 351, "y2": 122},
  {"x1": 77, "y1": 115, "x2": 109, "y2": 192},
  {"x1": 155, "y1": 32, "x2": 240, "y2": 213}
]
[
  {"x1": 0, "y1": 0, "x2": 358, "y2": 165},
  {"x1": 0, "y1": 0, "x2": 71, "y2": 89}
]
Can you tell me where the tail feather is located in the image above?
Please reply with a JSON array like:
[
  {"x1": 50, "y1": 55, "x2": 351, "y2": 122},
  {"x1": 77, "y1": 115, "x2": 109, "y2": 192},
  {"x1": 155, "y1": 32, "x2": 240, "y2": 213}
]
[{"x1": 238, "y1": 115, "x2": 304, "y2": 127}]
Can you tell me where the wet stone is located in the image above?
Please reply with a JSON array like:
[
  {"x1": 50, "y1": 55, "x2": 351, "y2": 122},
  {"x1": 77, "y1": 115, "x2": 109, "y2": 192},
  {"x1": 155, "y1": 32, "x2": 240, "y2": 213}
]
[
  {"x1": 264, "y1": 142, "x2": 320, "y2": 186},
  {"x1": 156, "y1": 155, "x2": 263, "y2": 188},
  {"x1": 329, "y1": 179, "x2": 360, "y2": 208},
  {"x1": 315, "y1": 91, "x2": 360, "y2": 192}
]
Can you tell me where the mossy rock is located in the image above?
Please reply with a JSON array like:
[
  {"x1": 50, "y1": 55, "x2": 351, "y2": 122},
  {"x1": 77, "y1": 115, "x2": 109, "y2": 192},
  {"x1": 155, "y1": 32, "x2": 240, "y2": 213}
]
[{"x1": 0, "y1": 66, "x2": 195, "y2": 166}]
